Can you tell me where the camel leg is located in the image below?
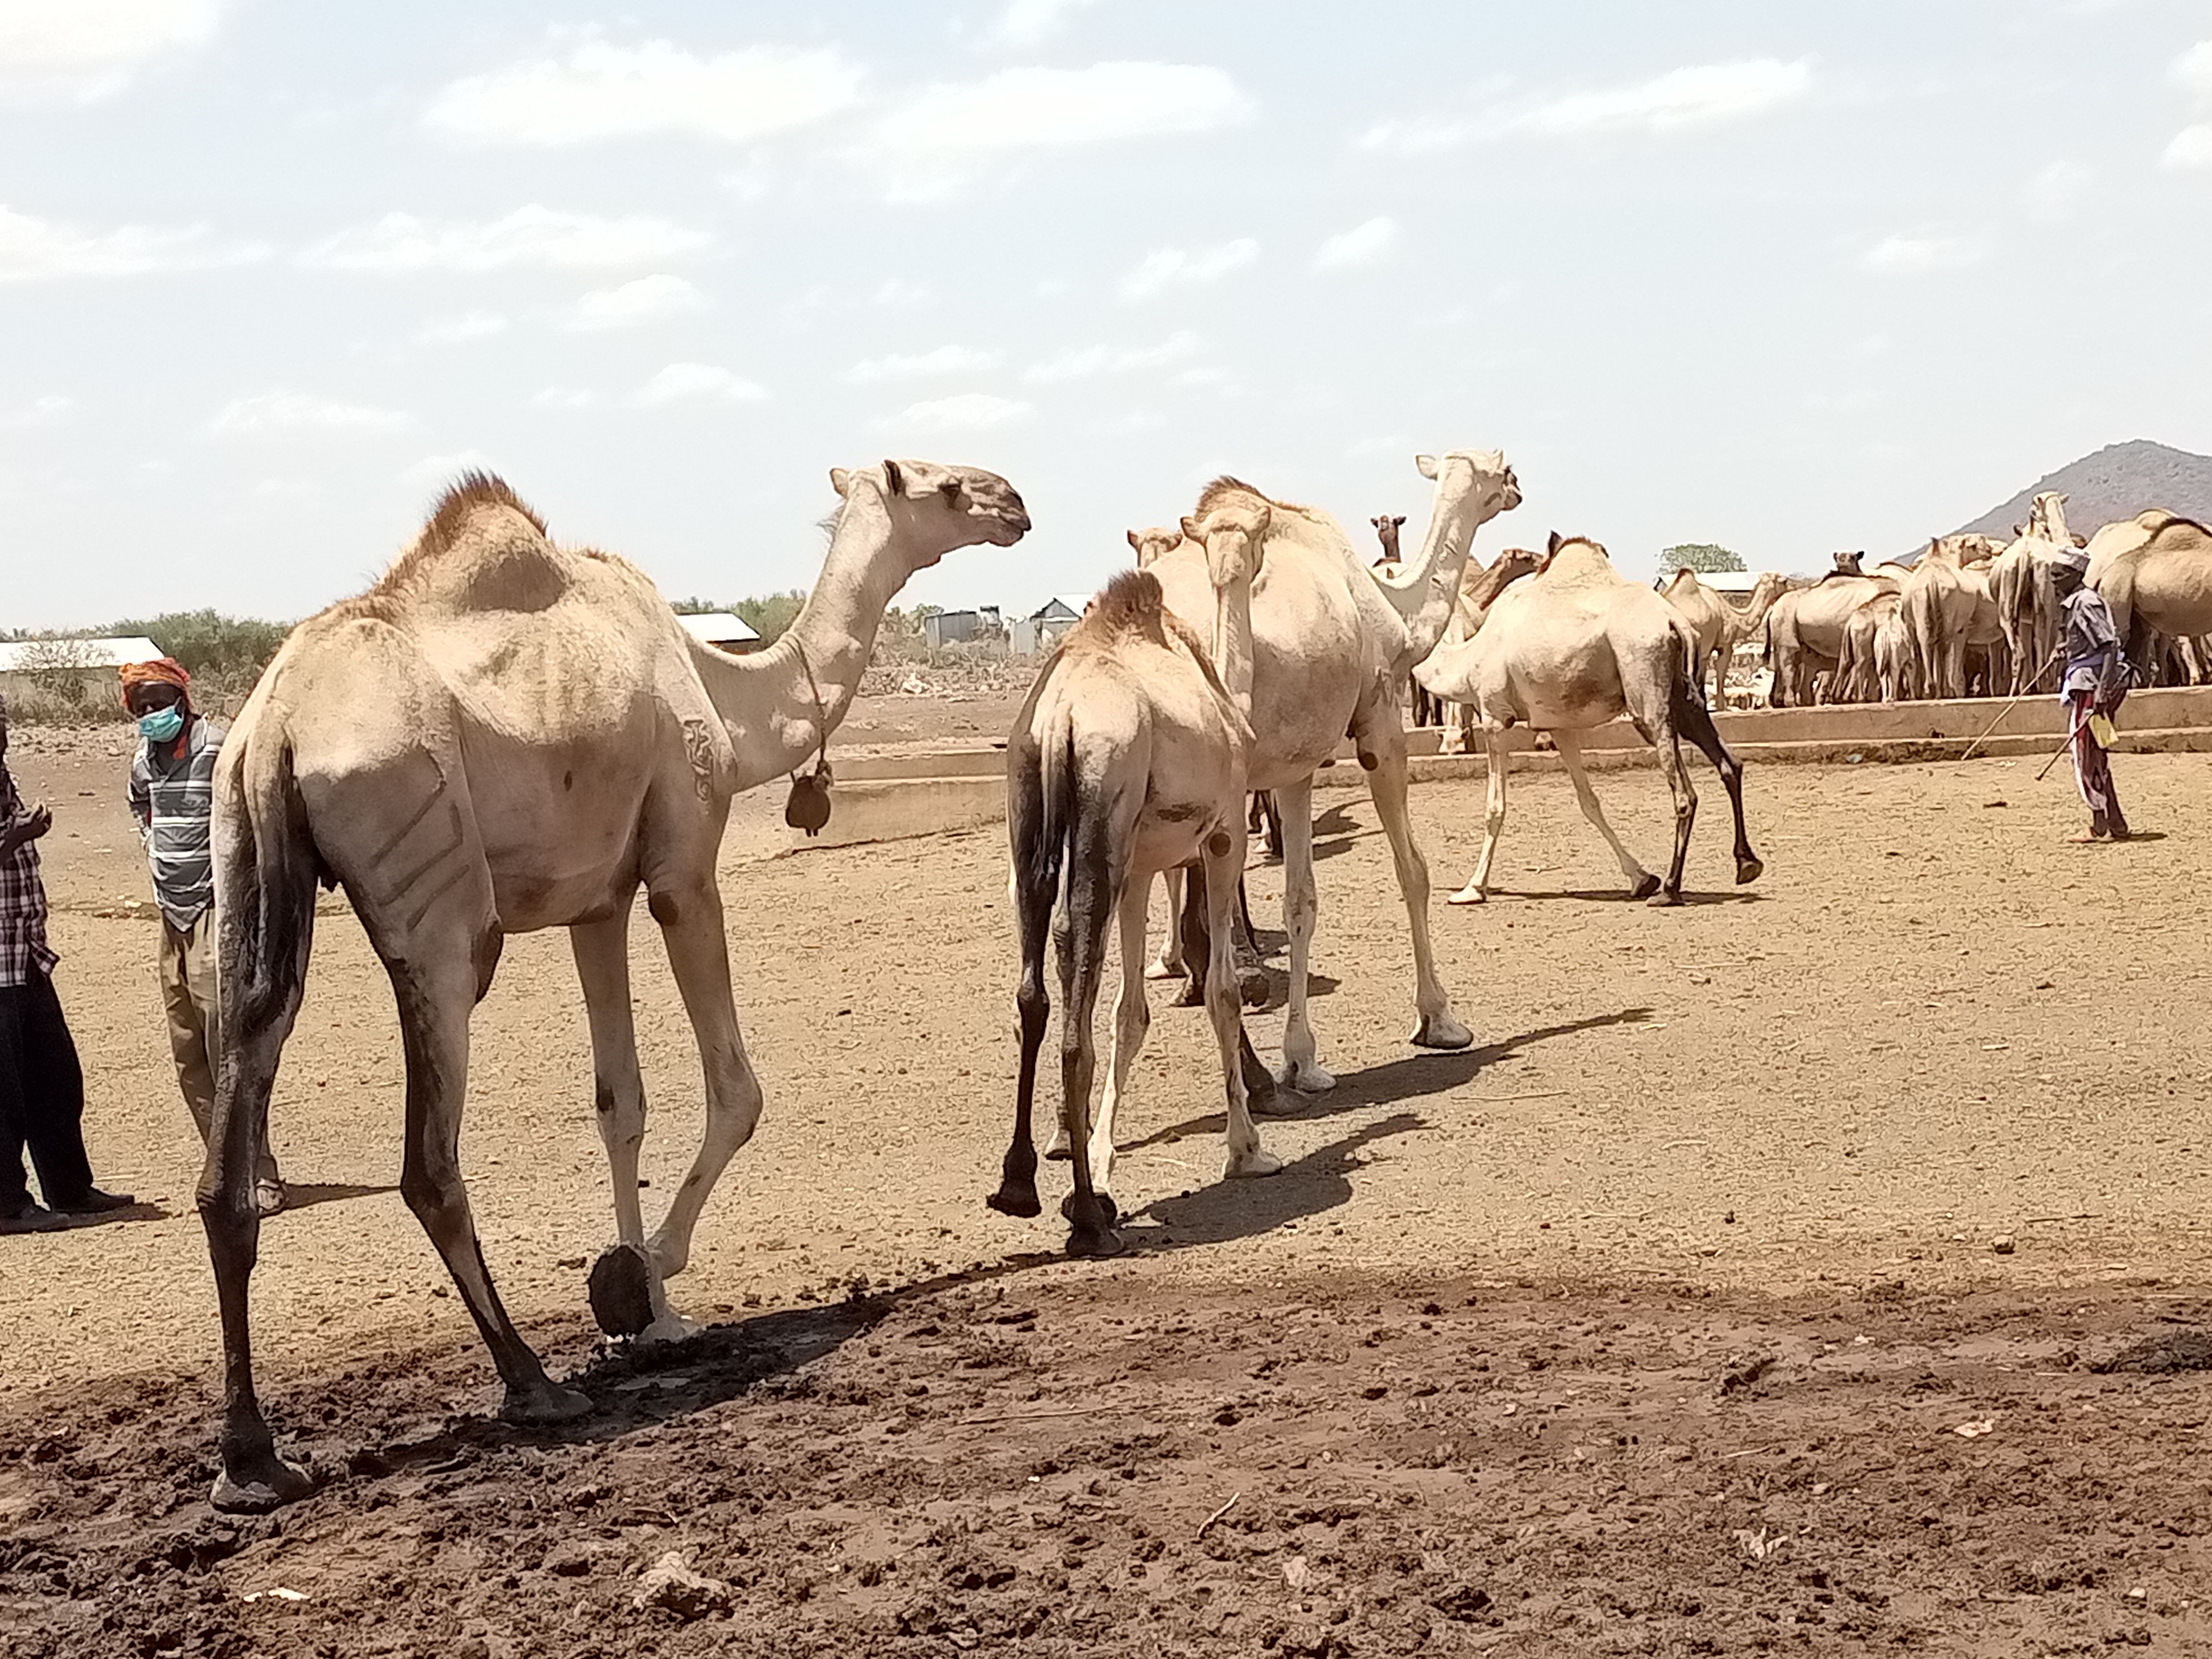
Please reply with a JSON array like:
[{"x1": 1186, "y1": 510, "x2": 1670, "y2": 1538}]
[
  {"x1": 1676, "y1": 696, "x2": 1763, "y2": 885},
  {"x1": 201, "y1": 926, "x2": 315, "y2": 1514},
  {"x1": 987, "y1": 827, "x2": 1052, "y2": 1220},
  {"x1": 1552, "y1": 730, "x2": 1658, "y2": 899},
  {"x1": 1175, "y1": 858, "x2": 1281, "y2": 1115},
  {"x1": 1361, "y1": 732, "x2": 1471, "y2": 1050},
  {"x1": 638, "y1": 882, "x2": 766, "y2": 1333},
  {"x1": 1274, "y1": 774, "x2": 1335, "y2": 1094},
  {"x1": 1146, "y1": 868, "x2": 1185, "y2": 980},
  {"x1": 1203, "y1": 831, "x2": 1281, "y2": 1180},
  {"x1": 391, "y1": 944, "x2": 591, "y2": 1421},
  {"x1": 571, "y1": 900, "x2": 683, "y2": 1341},
  {"x1": 1057, "y1": 810, "x2": 1123, "y2": 1256},
  {"x1": 1451, "y1": 727, "x2": 1508, "y2": 905},
  {"x1": 1088, "y1": 877, "x2": 1154, "y2": 1196},
  {"x1": 1648, "y1": 724, "x2": 1698, "y2": 907}
]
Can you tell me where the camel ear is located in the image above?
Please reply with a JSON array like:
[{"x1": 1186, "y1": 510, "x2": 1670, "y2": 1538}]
[
  {"x1": 883, "y1": 459, "x2": 905, "y2": 494},
  {"x1": 1415, "y1": 454, "x2": 1439, "y2": 480},
  {"x1": 1180, "y1": 515, "x2": 1202, "y2": 542},
  {"x1": 1546, "y1": 530, "x2": 1564, "y2": 557},
  {"x1": 830, "y1": 468, "x2": 852, "y2": 497},
  {"x1": 1393, "y1": 515, "x2": 1407, "y2": 529},
  {"x1": 1126, "y1": 529, "x2": 1142, "y2": 551}
]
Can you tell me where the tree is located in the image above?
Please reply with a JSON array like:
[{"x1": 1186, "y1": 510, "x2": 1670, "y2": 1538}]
[
  {"x1": 669, "y1": 591, "x2": 808, "y2": 644},
  {"x1": 1661, "y1": 543, "x2": 1744, "y2": 574}
]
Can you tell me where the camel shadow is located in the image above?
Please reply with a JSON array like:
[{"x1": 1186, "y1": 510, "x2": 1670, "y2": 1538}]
[
  {"x1": 1483, "y1": 886, "x2": 1765, "y2": 907},
  {"x1": 1119, "y1": 1111, "x2": 1427, "y2": 1250},
  {"x1": 280, "y1": 1181, "x2": 398, "y2": 1214}
]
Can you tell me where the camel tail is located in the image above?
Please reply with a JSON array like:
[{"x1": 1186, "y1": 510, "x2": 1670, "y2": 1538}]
[{"x1": 213, "y1": 723, "x2": 321, "y2": 1103}]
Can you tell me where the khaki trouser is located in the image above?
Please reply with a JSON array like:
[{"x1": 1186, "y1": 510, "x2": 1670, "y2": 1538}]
[{"x1": 160, "y1": 912, "x2": 278, "y2": 1185}]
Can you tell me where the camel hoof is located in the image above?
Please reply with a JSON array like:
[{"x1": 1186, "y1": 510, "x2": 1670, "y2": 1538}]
[
  {"x1": 1410, "y1": 1012, "x2": 1473, "y2": 1051},
  {"x1": 1646, "y1": 889, "x2": 1683, "y2": 909},
  {"x1": 1226, "y1": 1148, "x2": 1285, "y2": 1180},
  {"x1": 1144, "y1": 958, "x2": 1182, "y2": 982},
  {"x1": 1171, "y1": 981, "x2": 1205, "y2": 1009},
  {"x1": 1735, "y1": 856, "x2": 1765, "y2": 886},
  {"x1": 1065, "y1": 1226, "x2": 1125, "y2": 1260},
  {"x1": 586, "y1": 1243, "x2": 656, "y2": 1339},
  {"x1": 1043, "y1": 1134, "x2": 1072, "y2": 1162},
  {"x1": 1446, "y1": 884, "x2": 1487, "y2": 906},
  {"x1": 637, "y1": 1312, "x2": 700, "y2": 1347},
  {"x1": 1276, "y1": 1059, "x2": 1336, "y2": 1094},
  {"x1": 1629, "y1": 873, "x2": 1662, "y2": 900},
  {"x1": 1238, "y1": 969, "x2": 1269, "y2": 1008},
  {"x1": 502, "y1": 1380, "x2": 592, "y2": 1425},
  {"x1": 986, "y1": 1183, "x2": 1043, "y2": 1219},
  {"x1": 211, "y1": 1452, "x2": 316, "y2": 1515}
]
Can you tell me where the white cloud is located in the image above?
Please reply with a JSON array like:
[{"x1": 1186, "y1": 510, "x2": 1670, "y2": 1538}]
[
  {"x1": 4, "y1": 394, "x2": 74, "y2": 427},
  {"x1": 303, "y1": 205, "x2": 709, "y2": 272},
  {"x1": 880, "y1": 392, "x2": 1034, "y2": 432},
  {"x1": 0, "y1": 204, "x2": 265, "y2": 281},
  {"x1": 632, "y1": 362, "x2": 768, "y2": 406},
  {"x1": 843, "y1": 345, "x2": 1004, "y2": 383},
  {"x1": 565, "y1": 273, "x2": 706, "y2": 331},
  {"x1": 2175, "y1": 40, "x2": 2212, "y2": 95},
  {"x1": 0, "y1": 0, "x2": 220, "y2": 101},
  {"x1": 204, "y1": 391, "x2": 412, "y2": 439},
  {"x1": 2022, "y1": 160, "x2": 2092, "y2": 218},
  {"x1": 1861, "y1": 234, "x2": 1982, "y2": 275},
  {"x1": 1313, "y1": 216, "x2": 1400, "y2": 271},
  {"x1": 427, "y1": 41, "x2": 862, "y2": 145},
  {"x1": 2166, "y1": 124, "x2": 2212, "y2": 169},
  {"x1": 532, "y1": 386, "x2": 596, "y2": 411},
  {"x1": 880, "y1": 62, "x2": 1248, "y2": 152},
  {"x1": 1120, "y1": 237, "x2": 1258, "y2": 300},
  {"x1": 988, "y1": 0, "x2": 1101, "y2": 48},
  {"x1": 418, "y1": 311, "x2": 507, "y2": 345},
  {"x1": 873, "y1": 277, "x2": 929, "y2": 307},
  {"x1": 1362, "y1": 58, "x2": 1810, "y2": 153},
  {"x1": 1024, "y1": 331, "x2": 1201, "y2": 383}
]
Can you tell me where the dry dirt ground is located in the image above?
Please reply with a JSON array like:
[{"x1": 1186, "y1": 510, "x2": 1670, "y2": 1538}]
[{"x1": 6, "y1": 721, "x2": 2212, "y2": 1656}]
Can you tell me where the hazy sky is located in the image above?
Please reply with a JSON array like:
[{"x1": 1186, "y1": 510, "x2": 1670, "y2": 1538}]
[{"x1": 4, "y1": 0, "x2": 2211, "y2": 627}]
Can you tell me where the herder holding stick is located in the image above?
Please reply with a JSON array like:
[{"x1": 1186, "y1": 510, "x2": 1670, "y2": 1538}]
[{"x1": 2050, "y1": 546, "x2": 2131, "y2": 842}]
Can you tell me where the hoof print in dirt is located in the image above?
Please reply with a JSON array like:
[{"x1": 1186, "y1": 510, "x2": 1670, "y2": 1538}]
[
  {"x1": 634, "y1": 1550, "x2": 733, "y2": 1622},
  {"x1": 587, "y1": 1243, "x2": 657, "y2": 1338}
]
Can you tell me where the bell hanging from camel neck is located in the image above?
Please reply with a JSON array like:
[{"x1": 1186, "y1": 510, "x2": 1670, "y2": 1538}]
[{"x1": 785, "y1": 758, "x2": 833, "y2": 836}]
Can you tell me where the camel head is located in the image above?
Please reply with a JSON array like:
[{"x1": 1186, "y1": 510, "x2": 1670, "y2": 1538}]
[
  {"x1": 1371, "y1": 513, "x2": 1407, "y2": 559},
  {"x1": 1181, "y1": 501, "x2": 1270, "y2": 594},
  {"x1": 828, "y1": 458, "x2": 1030, "y2": 567},
  {"x1": 1125, "y1": 525, "x2": 1183, "y2": 569},
  {"x1": 1831, "y1": 551, "x2": 1865, "y2": 576},
  {"x1": 1485, "y1": 548, "x2": 1542, "y2": 600},
  {"x1": 1414, "y1": 448, "x2": 1522, "y2": 519}
]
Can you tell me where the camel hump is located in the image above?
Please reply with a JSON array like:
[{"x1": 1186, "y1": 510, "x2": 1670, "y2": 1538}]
[
  {"x1": 424, "y1": 470, "x2": 547, "y2": 546},
  {"x1": 1085, "y1": 569, "x2": 1166, "y2": 636},
  {"x1": 369, "y1": 469, "x2": 571, "y2": 613}
]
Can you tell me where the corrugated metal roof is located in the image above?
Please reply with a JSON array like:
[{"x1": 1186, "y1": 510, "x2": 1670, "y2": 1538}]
[
  {"x1": 676, "y1": 612, "x2": 761, "y2": 644},
  {"x1": 0, "y1": 636, "x2": 165, "y2": 671}
]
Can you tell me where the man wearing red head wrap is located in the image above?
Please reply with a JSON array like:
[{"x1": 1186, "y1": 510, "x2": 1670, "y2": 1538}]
[{"x1": 123, "y1": 659, "x2": 285, "y2": 1214}]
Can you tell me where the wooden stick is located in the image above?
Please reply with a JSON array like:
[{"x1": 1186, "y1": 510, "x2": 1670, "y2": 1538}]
[{"x1": 1198, "y1": 1491, "x2": 1241, "y2": 1537}]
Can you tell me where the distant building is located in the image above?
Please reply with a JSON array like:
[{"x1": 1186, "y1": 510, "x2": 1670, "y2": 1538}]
[
  {"x1": 1009, "y1": 595, "x2": 1089, "y2": 655},
  {"x1": 676, "y1": 613, "x2": 764, "y2": 654},
  {"x1": 923, "y1": 606, "x2": 1003, "y2": 650},
  {"x1": 0, "y1": 636, "x2": 166, "y2": 710}
]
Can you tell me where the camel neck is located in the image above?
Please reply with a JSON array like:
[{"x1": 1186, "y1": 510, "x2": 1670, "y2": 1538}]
[{"x1": 687, "y1": 486, "x2": 916, "y2": 792}]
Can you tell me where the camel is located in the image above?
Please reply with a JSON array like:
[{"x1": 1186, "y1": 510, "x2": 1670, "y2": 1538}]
[
  {"x1": 2095, "y1": 512, "x2": 2212, "y2": 676},
  {"x1": 1413, "y1": 533, "x2": 1762, "y2": 906},
  {"x1": 1901, "y1": 534, "x2": 2011, "y2": 700},
  {"x1": 1764, "y1": 568, "x2": 1897, "y2": 706},
  {"x1": 1657, "y1": 568, "x2": 1785, "y2": 703},
  {"x1": 1430, "y1": 548, "x2": 1545, "y2": 753},
  {"x1": 197, "y1": 461, "x2": 1029, "y2": 1513},
  {"x1": 1144, "y1": 450, "x2": 1520, "y2": 1092},
  {"x1": 1989, "y1": 492, "x2": 2071, "y2": 693},
  {"x1": 1372, "y1": 513, "x2": 1407, "y2": 565},
  {"x1": 992, "y1": 517, "x2": 1280, "y2": 1256}
]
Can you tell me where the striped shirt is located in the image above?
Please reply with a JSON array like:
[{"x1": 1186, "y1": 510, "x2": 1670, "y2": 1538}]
[
  {"x1": 0, "y1": 764, "x2": 58, "y2": 986},
  {"x1": 128, "y1": 717, "x2": 225, "y2": 930}
]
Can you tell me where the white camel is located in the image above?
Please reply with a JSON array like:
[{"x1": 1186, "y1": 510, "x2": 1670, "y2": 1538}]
[
  {"x1": 1145, "y1": 450, "x2": 1521, "y2": 1091},
  {"x1": 1415, "y1": 533, "x2": 1764, "y2": 906},
  {"x1": 199, "y1": 462, "x2": 1027, "y2": 1511}
]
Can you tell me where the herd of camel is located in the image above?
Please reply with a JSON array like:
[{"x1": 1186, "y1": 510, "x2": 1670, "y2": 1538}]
[
  {"x1": 1667, "y1": 493, "x2": 2212, "y2": 710},
  {"x1": 206, "y1": 442, "x2": 2130, "y2": 1512}
]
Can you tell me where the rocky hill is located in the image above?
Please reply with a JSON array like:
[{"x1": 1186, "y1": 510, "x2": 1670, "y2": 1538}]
[{"x1": 1951, "y1": 438, "x2": 2212, "y2": 539}]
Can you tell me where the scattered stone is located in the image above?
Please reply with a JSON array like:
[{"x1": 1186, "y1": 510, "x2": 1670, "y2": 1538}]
[
  {"x1": 543, "y1": 1543, "x2": 595, "y2": 1577},
  {"x1": 634, "y1": 1551, "x2": 732, "y2": 1621},
  {"x1": 1991, "y1": 1236, "x2": 2016, "y2": 1255},
  {"x1": 1719, "y1": 1354, "x2": 1778, "y2": 1395}
]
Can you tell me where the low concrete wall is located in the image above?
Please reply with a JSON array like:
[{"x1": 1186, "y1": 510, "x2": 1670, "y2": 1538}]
[{"x1": 785, "y1": 687, "x2": 2212, "y2": 852}]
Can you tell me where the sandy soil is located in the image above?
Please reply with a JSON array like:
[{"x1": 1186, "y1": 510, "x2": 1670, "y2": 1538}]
[{"x1": 5, "y1": 723, "x2": 2212, "y2": 1654}]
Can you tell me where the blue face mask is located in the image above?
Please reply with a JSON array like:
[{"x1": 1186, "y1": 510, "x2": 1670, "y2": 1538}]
[{"x1": 138, "y1": 705, "x2": 185, "y2": 743}]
